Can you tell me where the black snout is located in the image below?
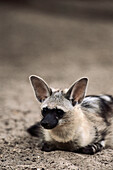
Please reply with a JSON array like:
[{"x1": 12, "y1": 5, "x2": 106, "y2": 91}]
[{"x1": 40, "y1": 114, "x2": 58, "y2": 129}]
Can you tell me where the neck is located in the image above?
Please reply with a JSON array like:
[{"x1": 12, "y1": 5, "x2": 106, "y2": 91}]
[{"x1": 49, "y1": 106, "x2": 95, "y2": 146}]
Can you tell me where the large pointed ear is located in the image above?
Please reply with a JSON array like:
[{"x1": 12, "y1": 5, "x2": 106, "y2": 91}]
[
  {"x1": 29, "y1": 75, "x2": 52, "y2": 102},
  {"x1": 65, "y1": 78, "x2": 88, "y2": 106}
]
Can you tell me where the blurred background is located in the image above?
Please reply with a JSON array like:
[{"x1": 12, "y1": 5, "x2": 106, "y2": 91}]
[
  {"x1": 1, "y1": 0, "x2": 113, "y2": 124},
  {"x1": 0, "y1": 1, "x2": 113, "y2": 168}
]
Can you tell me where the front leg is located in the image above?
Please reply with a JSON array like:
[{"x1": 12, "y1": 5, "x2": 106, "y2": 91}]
[
  {"x1": 76, "y1": 141, "x2": 105, "y2": 155},
  {"x1": 41, "y1": 142, "x2": 57, "y2": 152}
]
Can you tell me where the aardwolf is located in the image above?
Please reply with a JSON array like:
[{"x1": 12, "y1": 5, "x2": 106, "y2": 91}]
[{"x1": 27, "y1": 75, "x2": 113, "y2": 154}]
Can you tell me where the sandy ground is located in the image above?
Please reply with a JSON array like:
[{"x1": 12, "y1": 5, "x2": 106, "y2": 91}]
[{"x1": 0, "y1": 1, "x2": 113, "y2": 169}]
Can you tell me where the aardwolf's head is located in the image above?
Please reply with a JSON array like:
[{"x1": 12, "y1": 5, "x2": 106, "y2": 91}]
[{"x1": 30, "y1": 75, "x2": 88, "y2": 129}]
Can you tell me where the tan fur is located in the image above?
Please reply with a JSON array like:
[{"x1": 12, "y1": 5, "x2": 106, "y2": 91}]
[
  {"x1": 105, "y1": 118, "x2": 113, "y2": 148},
  {"x1": 43, "y1": 105, "x2": 95, "y2": 146}
]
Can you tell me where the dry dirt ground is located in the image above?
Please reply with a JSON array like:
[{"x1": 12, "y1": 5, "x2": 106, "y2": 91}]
[{"x1": 0, "y1": 1, "x2": 113, "y2": 169}]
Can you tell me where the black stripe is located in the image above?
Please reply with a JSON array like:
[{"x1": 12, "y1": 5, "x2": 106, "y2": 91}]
[
  {"x1": 99, "y1": 97, "x2": 112, "y2": 125},
  {"x1": 93, "y1": 126, "x2": 99, "y2": 142}
]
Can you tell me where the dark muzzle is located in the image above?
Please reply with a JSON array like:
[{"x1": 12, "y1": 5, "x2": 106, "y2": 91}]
[{"x1": 40, "y1": 113, "x2": 58, "y2": 129}]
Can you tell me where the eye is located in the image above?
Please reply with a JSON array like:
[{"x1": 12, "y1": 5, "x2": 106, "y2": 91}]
[
  {"x1": 42, "y1": 107, "x2": 48, "y2": 117},
  {"x1": 56, "y1": 109, "x2": 65, "y2": 119}
]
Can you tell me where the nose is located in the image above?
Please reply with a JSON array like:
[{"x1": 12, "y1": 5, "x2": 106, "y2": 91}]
[
  {"x1": 40, "y1": 113, "x2": 58, "y2": 129},
  {"x1": 41, "y1": 119, "x2": 50, "y2": 129}
]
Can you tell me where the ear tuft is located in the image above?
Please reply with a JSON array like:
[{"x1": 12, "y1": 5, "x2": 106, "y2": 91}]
[
  {"x1": 29, "y1": 75, "x2": 52, "y2": 102},
  {"x1": 65, "y1": 78, "x2": 88, "y2": 106}
]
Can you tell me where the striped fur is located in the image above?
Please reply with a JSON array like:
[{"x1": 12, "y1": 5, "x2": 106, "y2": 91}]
[{"x1": 27, "y1": 76, "x2": 113, "y2": 154}]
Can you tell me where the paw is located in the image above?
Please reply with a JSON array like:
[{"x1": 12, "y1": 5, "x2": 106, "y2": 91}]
[
  {"x1": 79, "y1": 146, "x2": 94, "y2": 155},
  {"x1": 41, "y1": 142, "x2": 56, "y2": 152},
  {"x1": 77, "y1": 143, "x2": 103, "y2": 155}
]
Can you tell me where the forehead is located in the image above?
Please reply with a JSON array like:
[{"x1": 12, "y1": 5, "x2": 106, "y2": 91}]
[{"x1": 41, "y1": 90, "x2": 73, "y2": 112}]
